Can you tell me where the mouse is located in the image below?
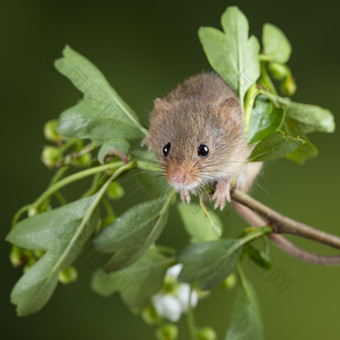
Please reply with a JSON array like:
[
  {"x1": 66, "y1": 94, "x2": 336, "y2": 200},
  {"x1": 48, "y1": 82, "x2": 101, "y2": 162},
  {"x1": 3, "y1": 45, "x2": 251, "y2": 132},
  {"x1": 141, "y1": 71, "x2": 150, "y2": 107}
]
[{"x1": 143, "y1": 72, "x2": 262, "y2": 210}]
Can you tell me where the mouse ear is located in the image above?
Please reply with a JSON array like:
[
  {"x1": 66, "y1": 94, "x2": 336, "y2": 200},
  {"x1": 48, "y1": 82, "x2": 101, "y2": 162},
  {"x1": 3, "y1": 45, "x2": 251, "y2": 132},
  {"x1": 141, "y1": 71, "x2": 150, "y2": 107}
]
[
  {"x1": 153, "y1": 98, "x2": 171, "y2": 111},
  {"x1": 217, "y1": 96, "x2": 243, "y2": 124}
]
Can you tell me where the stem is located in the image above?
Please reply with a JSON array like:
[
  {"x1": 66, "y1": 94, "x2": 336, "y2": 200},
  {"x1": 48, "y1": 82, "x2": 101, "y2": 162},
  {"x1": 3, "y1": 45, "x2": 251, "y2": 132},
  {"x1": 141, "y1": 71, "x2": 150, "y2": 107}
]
[
  {"x1": 11, "y1": 161, "x2": 132, "y2": 227},
  {"x1": 260, "y1": 61, "x2": 278, "y2": 95},
  {"x1": 187, "y1": 285, "x2": 197, "y2": 340},
  {"x1": 231, "y1": 189, "x2": 340, "y2": 264},
  {"x1": 33, "y1": 161, "x2": 128, "y2": 210},
  {"x1": 243, "y1": 84, "x2": 259, "y2": 134}
]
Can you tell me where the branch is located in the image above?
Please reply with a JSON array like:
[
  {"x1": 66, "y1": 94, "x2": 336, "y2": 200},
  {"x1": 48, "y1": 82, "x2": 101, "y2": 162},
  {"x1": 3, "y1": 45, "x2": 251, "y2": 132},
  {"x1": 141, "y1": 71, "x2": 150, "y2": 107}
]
[{"x1": 231, "y1": 190, "x2": 340, "y2": 265}]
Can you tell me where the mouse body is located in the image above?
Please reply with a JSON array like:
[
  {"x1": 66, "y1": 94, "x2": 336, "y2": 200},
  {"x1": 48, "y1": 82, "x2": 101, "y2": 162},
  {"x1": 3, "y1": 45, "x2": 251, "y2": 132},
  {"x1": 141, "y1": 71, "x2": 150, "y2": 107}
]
[{"x1": 144, "y1": 72, "x2": 262, "y2": 209}]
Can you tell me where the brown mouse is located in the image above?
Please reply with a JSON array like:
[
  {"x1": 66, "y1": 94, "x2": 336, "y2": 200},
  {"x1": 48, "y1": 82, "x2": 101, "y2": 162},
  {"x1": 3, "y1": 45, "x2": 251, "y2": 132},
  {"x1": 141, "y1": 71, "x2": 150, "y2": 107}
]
[{"x1": 144, "y1": 72, "x2": 262, "y2": 210}]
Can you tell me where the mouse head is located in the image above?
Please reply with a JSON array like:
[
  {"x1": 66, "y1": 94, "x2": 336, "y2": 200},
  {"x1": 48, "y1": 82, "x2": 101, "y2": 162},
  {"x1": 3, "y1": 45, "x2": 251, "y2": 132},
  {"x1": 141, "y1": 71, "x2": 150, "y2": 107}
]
[{"x1": 146, "y1": 96, "x2": 248, "y2": 192}]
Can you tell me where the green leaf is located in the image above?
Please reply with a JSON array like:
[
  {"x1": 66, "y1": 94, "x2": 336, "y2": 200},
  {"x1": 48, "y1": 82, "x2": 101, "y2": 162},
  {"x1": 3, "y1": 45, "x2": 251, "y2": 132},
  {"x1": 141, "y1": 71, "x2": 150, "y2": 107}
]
[
  {"x1": 177, "y1": 203, "x2": 222, "y2": 243},
  {"x1": 98, "y1": 139, "x2": 130, "y2": 164},
  {"x1": 55, "y1": 46, "x2": 146, "y2": 142},
  {"x1": 225, "y1": 278, "x2": 264, "y2": 340},
  {"x1": 92, "y1": 192, "x2": 175, "y2": 272},
  {"x1": 91, "y1": 248, "x2": 173, "y2": 308},
  {"x1": 177, "y1": 227, "x2": 271, "y2": 290},
  {"x1": 262, "y1": 23, "x2": 292, "y2": 63},
  {"x1": 130, "y1": 146, "x2": 161, "y2": 172},
  {"x1": 199, "y1": 6, "x2": 260, "y2": 102},
  {"x1": 247, "y1": 96, "x2": 285, "y2": 144},
  {"x1": 275, "y1": 96, "x2": 335, "y2": 134},
  {"x1": 248, "y1": 131, "x2": 304, "y2": 162},
  {"x1": 6, "y1": 195, "x2": 100, "y2": 316},
  {"x1": 285, "y1": 134, "x2": 318, "y2": 164},
  {"x1": 245, "y1": 245, "x2": 272, "y2": 270}
]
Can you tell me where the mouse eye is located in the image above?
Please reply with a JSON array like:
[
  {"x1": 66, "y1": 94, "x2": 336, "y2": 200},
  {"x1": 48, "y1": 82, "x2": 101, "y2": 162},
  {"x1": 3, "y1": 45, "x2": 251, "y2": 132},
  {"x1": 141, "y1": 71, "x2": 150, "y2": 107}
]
[
  {"x1": 163, "y1": 142, "x2": 171, "y2": 157},
  {"x1": 198, "y1": 143, "x2": 209, "y2": 158}
]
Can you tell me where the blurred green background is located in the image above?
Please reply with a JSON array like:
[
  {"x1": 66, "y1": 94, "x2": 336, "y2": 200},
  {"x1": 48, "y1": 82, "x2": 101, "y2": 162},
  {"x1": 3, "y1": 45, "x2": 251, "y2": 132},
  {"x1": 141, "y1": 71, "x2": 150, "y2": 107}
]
[{"x1": 1, "y1": 0, "x2": 339, "y2": 339}]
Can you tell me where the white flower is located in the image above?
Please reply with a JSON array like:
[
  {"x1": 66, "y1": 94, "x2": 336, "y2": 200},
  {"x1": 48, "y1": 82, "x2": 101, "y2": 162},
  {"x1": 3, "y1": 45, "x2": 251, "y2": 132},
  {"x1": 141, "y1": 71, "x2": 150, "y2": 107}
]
[
  {"x1": 151, "y1": 264, "x2": 199, "y2": 322},
  {"x1": 152, "y1": 293, "x2": 182, "y2": 322}
]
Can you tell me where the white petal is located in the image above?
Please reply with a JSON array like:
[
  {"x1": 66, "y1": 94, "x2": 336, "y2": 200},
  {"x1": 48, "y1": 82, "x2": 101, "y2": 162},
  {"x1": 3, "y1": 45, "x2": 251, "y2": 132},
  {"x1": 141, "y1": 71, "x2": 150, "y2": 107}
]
[
  {"x1": 152, "y1": 293, "x2": 182, "y2": 322},
  {"x1": 177, "y1": 284, "x2": 198, "y2": 313},
  {"x1": 165, "y1": 263, "x2": 183, "y2": 280}
]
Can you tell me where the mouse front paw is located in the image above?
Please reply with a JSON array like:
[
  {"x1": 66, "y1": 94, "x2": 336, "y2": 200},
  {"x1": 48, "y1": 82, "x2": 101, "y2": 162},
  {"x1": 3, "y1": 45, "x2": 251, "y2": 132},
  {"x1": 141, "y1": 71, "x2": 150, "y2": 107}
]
[
  {"x1": 212, "y1": 180, "x2": 231, "y2": 211},
  {"x1": 180, "y1": 190, "x2": 191, "y2": 203}
]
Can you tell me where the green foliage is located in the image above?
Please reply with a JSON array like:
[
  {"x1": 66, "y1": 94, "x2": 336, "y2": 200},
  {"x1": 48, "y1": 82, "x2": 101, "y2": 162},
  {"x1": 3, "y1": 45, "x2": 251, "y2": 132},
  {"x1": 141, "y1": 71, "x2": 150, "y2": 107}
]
[
  {"x1": 225, "y1": 273, "x2": 264, "y2": 340},
  {"x1": 246, "y1": 96, "x2": 285, "y2": 144},
  {"x1": 177, "y1": 227, "x2": 271, "y2": 290},
  {"x1": 248, "y1": 132, "x2": 304, "y2": 162},
  {"x1": 55, "y1": 46, "x2": 147, "y2": 143},
  {"x1": 6, "y1": 5, "x2": 336, "y2": 340},
  {"x1": 177, "y1": 203, "x2": 222, "y2": 243},
  {"x1": 92, "y1": 193, "x2": 175, "y2": 272},
  {"x1": 262, "y1": 23, "x2": 292, "y2": 64},
  {"x1": 91, "y1": 248, "x2": 174, "y2": 308},
  {"x1": 199, "y1": 6, "x2": 260, "y2": 104},
  {"x1": 6, "y1": 194, "x2": 100, "y2": 316}
]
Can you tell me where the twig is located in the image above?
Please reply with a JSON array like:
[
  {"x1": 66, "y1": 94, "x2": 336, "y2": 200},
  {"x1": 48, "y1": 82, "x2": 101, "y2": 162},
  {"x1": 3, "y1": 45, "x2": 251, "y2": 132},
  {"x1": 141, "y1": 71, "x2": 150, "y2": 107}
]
[{"x1": 231, "y1": 191, "x2": 340, "y2": 265}]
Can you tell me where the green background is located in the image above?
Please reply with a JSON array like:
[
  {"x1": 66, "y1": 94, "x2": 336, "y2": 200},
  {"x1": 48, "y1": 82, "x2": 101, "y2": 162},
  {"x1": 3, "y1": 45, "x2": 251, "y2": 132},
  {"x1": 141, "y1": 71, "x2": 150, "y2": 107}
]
[{"x1": 1, "y1": 0, "x2": 339, "y2": 339}]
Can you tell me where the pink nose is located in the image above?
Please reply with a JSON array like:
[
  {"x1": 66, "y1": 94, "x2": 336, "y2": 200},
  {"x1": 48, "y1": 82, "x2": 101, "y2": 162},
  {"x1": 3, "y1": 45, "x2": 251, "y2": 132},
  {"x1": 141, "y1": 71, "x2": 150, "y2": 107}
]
[{"x1": 172, "y1": 174, "x2": 186, "y2": 184}]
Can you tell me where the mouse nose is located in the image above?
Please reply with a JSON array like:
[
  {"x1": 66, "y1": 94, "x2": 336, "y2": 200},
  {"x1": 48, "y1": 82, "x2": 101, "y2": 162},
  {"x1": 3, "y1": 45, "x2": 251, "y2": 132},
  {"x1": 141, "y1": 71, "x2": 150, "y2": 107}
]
[{"x1": 172, "y1": 173, "x2": 186, "y2": 184}]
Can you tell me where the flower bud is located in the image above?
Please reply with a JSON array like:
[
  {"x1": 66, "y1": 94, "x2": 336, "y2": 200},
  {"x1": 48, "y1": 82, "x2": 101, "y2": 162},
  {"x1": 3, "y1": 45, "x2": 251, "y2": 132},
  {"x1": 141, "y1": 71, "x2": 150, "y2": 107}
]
[
  {"x1": 44, "y1": 120, "x2": 61, "y2": 141},
  {"x1": 9, "y1": 246, "x2": 24, "y2": 267},
  {"x1": 141, "y1": 305, "x2": 160, "y2": 325},
  {"x1": 197, "y1": 327, "x2": 217, "y2": 340},
  {"x1": 220, "y1": 273, "x2": 237, "y2": 290},
  {"x1": 41, "y1": 146, "x2": 62, "y2": 168},
  {"x1": 280, "y1": 75, "x2": 297, "y2": 96},
  {"x1": 268, "y1": 62, "x2": 289, "y2": 80},
  {"x1": 58, "y1": 266, "x2": 78, "y2": 284},
  {"x1": 156, "y1": 324, "x2": 178, "y2": 340},
  {"x1": 74, "y1": 153, "x2": 91, "y2": 167},
  {"x1": 107, "y1": 182, "x2": 125, "y2": 200}
]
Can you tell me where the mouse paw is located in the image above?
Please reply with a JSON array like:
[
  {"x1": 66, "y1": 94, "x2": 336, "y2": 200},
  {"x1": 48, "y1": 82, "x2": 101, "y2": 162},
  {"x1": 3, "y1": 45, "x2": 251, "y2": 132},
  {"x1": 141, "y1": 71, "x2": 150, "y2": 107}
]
[
  {"x1": 212, "y1": 180, "x2": 231, "y2": 211},
  {"x1": 180, "y1": 190, "x2": 191, "y2": 203}
]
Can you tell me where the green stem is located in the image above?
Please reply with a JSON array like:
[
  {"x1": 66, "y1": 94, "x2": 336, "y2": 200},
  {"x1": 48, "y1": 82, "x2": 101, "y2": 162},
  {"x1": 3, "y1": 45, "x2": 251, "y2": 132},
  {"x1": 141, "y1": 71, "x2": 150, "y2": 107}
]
[
  {"x1": 260, "y1": 61, "x2": 278, "y2": 95},
  {"x1": 102, "y1": 196, "x2": 116, "y2": 220},
  {"x1": 243, "y1": 84, "x2": 259, "y2": 134},
  {"x1": 59, "y1": 138, "x2": 78, "y2": 153},
  {"x1": 11, "y1": 161, "x2": 134, "y2": 227},
  {"x1": 81, "y1": 172, "x2": 101, "y2": 198},
  {"x1": 33, "y1": 161, "x2": 129, "y2": 209},
  {"x1": 236, "y1": 264, "x2": 253, "y2": 302},
  {"x1": 187, "y1": 284, "x2": 197, "y2": 340},
  {"x1": 50, "y1": 166, "x2": 70, "y2": 186},
  {"x1": 156, "y1": 245, "x2": 177, "y2": 256},
  {"x1": 54, "y1": 191, "x2": 68, "y2": 205},
  {"x1": 258, "y1": 89, "x2": 279, "y2": 107}
]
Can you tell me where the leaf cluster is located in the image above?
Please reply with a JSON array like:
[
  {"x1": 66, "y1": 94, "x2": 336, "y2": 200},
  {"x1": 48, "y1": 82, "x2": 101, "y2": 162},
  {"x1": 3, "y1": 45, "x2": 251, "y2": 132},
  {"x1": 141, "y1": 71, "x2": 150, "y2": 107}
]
[{"x1": 6, "y1": 6, "x2": 336, "y2": 340}]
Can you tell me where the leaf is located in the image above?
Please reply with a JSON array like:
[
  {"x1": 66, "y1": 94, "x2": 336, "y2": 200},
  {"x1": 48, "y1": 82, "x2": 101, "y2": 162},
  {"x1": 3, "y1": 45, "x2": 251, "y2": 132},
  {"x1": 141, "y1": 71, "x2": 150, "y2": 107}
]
[
  {"x1": 199, "y1": 6, "x2": 260, "y2": 102},
  {"x1": 6, "y1": 196, "x2": 100, "y2": 316},
  {"x1": 285, "y1": 135, "x2": 318, "y2": 164},
  {"x1": 91, "y1": 248, "x2": 173, "y2": 308},
  {"x1": 248, "y1": 131, "x2": 304, "y2": 162},
  {"x1": 275, "y1": 96, "x2": 335, "y2": 134},
  {"x1": 177, "y1": 203, "x2": 222, "y2": 243},
  {"x1": 55, "y1": 46, "x2": 146, "y2": 142},
  {"x1": 92, "y1": 192, "x2": 175, "y2": 272},
  {"x1": 262, "y1": 23, "x2": 292, "y2": 63},
  {"x1": 130, "y1": 146, "x2": 161, "y2": 172},
  {"x1": 177, "y1": 227, "x2": 271, "y2": 290},
  {"x1": 225, "y1": 278, "x2": 264, "y2": 340},
  {"x1": 245, "y1": 245, "x2": 272, "y2": 270},
  {"x1": 247, "y1": 96, "x2": 285, "y2": 144},
  {"x1": 98, "y1": 139, "x2": 130, "y2": 164}
]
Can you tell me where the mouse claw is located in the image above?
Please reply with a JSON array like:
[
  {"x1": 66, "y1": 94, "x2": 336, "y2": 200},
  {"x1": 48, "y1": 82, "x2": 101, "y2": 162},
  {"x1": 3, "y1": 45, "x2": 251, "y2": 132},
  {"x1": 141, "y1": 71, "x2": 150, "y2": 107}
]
[
  {"x1": 180, "y1": 190, "x2": 191, "y2": 204},
  {"x1": 212, "y1": 180, "x2": 231, "y2": 211}
]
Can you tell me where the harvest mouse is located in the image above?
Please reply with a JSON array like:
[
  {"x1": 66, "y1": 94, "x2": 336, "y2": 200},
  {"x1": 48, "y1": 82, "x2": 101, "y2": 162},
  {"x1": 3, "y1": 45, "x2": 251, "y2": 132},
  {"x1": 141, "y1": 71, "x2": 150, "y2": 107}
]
[{"x1": 144, "y1": 72, "x2": 262, "y2": 210}]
